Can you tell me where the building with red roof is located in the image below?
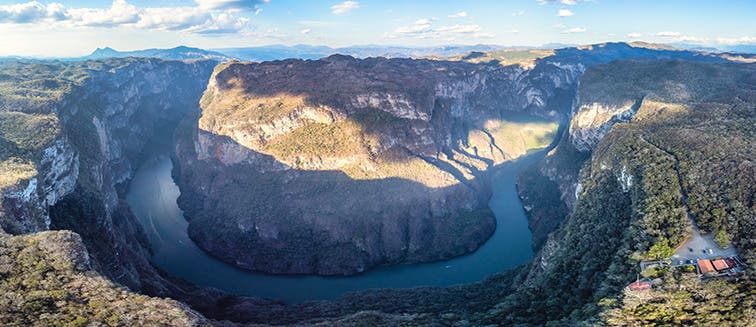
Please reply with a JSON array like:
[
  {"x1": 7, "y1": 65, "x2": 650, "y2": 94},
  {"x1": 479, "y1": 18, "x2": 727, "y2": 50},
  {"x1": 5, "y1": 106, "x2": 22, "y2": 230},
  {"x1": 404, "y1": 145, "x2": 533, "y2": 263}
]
[
  {"x1": 698, "y1": 259, "x2": 715, "y2": 274},
  {"x1": 627, "y1": 281, "x2": 651, "y2": 291},
  {"x1": 712, "y1": 259, "x2": 729, "y2": 271}
]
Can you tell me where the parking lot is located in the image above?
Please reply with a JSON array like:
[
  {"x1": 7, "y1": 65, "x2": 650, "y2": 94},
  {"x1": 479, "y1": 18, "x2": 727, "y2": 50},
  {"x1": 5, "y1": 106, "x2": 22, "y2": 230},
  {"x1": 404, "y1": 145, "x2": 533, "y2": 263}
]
[{"x1": 671, "y1": 228, "x2": 738, "y2": 265}]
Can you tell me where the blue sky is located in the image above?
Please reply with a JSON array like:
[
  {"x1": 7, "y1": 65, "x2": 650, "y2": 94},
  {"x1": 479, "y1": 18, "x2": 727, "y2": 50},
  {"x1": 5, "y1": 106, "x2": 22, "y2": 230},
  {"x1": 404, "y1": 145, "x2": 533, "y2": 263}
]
[{"x1": 0, "y1": 0, "x2": 754, "y2": 56}]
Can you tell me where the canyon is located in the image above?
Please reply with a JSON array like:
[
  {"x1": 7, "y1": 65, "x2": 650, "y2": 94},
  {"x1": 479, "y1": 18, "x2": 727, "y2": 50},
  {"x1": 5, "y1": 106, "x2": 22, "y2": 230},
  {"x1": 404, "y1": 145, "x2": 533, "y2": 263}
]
[
  {"x1": 174, "y1": 55, "x2": 572, "y2": 275},
  {"x1": 0, "y1": 43, "x2": 753, "y2": 326}
]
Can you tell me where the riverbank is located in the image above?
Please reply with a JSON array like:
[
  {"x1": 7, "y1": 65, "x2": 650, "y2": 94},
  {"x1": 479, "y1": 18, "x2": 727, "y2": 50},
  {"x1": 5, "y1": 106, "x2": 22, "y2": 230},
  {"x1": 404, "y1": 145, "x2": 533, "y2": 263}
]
[{"x1": 125, "y1": 148, "x2": 542, "y2": 303}]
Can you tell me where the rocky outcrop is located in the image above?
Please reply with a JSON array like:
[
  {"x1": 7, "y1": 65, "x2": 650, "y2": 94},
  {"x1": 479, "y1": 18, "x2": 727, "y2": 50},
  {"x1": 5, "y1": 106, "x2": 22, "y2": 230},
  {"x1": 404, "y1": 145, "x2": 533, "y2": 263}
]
[
  {"x1": 0, "y1": 137, "x2": 78, "y2": 234},
  {"x1": 569, "y1": 97, "x2": 643, "y2": 152},
  {"x1": 175, "y1": 55, "x2": 576, "y2": 275},
  {"x1": 0, "y1": 58, "x2": 217, "y2": 294}
]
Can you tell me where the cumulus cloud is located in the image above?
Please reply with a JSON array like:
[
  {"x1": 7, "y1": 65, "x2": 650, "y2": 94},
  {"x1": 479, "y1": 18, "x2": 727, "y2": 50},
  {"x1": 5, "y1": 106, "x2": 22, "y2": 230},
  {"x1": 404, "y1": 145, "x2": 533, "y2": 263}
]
[
  {"x1": 561, "y1": 27, "x2": 586, "y2": 34},
  {"x1": 449, "y1": 11, "x2": 467, "y2": 18},
  {"x1": 300, "y1": 28, "x2": 311, "y2": 34},
  {"x1": 0, "y1": 1, "x2": 68, "y2": 23},
  {"x1": 67, "y1": 0, "x2": 141, "y2": 27},
  {"x1": 512, "y1": 10, "x2": 526, "y2": 16},
  {"x1": 557, "y1": 9, "x2": 574, "y2": 17},
  {"x1": 139, "y1": 8, "x2": 249, "y2": 34},
  {"x1": 0, "y1": 0, "x2": 261, "y2": 34},
  {"x1": 331, "y1": 1, "x2": 359, "y2": 15},
  {"x1": 627, "y1": 32, "x2": 643, "y2": 38},
  {"x1": 387, "y1": 19, "x2": 493, "y2": 40}
]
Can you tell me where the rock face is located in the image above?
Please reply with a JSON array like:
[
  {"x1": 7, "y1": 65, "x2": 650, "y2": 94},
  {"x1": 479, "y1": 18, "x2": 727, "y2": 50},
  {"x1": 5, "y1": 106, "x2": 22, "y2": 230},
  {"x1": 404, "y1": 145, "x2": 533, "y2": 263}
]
[
  {"x1": 0, "y1": 58, "x2": 216, "y2": 293},
  {"x1": 522, "y1": 59, "x2": 756, "y2": 285},
  {"x1": 175, "y1": 55, "x2": 575, "y2": 275}
]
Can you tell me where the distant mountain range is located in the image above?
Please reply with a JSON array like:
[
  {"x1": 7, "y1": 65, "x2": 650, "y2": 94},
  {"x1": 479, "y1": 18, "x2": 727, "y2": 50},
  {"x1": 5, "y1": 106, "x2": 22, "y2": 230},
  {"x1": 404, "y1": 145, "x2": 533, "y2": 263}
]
[
  {"x1": 5, "y1": 42, "x2": 753, "y2": 63},
  {"x1": 212, "y1": 44, "x2": 534, "y2": 61},
  {"x1": 69, "y1": 44, "x2": 536, "y2": 62},
  {"x1": 80, "y1": 46, "x2": 233, "y2": 61}
]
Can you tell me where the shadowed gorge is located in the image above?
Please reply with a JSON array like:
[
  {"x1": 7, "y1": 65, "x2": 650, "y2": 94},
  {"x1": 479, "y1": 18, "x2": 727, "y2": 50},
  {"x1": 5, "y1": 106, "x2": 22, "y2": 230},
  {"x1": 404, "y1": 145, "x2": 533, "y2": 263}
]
[
  {"x1": 0, "y1": 42, "x2": 753, "y2": 326},
  {"x1": 174, "y1": 55, "x2": 571, "y2": 275}
]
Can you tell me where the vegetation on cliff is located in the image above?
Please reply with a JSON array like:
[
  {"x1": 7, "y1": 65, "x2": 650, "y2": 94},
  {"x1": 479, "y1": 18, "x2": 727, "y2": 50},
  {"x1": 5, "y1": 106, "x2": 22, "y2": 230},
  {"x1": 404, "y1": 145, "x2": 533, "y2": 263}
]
[
  {"x1": 0, "y1": 230, "x2": 209, "y2": 326},
  {"x1": 497, "y1": 60, "x2": 754, "y2": 325},
  {"x1": 177, "y1": 55, "x2": 565, "y2": 275}
]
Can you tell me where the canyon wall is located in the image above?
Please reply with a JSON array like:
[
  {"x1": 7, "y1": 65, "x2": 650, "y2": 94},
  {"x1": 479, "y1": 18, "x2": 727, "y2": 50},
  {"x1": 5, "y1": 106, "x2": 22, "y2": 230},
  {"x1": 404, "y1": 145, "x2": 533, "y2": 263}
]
[
  {"x1": 174, "y1": 55, "x2": 578, "y2": 275},
  {"x1": 0, "y1": 58, "x2": 216, "y2": 293},
  {"x1": 510, "y1": 60, "x2": 755, "y2": 325}
]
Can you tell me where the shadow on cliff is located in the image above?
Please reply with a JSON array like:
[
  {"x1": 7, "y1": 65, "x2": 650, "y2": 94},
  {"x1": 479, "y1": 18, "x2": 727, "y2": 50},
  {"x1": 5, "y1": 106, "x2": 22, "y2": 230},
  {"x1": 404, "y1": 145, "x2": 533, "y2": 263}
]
[
  {"x1": 177, "y1": 55, "x2": 572, "y2": 276},
  {"x1": 174, "y1": 120, "x2": 509, "y2": 275}
]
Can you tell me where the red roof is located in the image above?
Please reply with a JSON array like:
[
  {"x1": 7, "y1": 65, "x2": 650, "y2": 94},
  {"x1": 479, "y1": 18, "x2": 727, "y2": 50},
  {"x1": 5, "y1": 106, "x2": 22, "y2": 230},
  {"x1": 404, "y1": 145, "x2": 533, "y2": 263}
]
[
  {"x1": 712, "y1": 259, "x2": 729, "y2": 271},
  {"x1": 698, "y1": 259, "x2": 715, "y2": 274},
  {"x1": 628, "y1": 281, "x2": 651, "y2": 291}
]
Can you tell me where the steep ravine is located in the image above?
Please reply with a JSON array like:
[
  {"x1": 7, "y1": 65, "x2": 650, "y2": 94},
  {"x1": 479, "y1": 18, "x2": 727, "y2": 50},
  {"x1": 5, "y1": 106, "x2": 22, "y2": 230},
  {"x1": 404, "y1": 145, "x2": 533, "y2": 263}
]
[
  {"x1": 0, "y1": 58, "x2": 221, "y2": 302},
  {"x1": 173, "y1": 55, "x2": 579, "y2": 276},
  {"x1": 1, "y1": 43, "x2": 748, "y2": 326}
]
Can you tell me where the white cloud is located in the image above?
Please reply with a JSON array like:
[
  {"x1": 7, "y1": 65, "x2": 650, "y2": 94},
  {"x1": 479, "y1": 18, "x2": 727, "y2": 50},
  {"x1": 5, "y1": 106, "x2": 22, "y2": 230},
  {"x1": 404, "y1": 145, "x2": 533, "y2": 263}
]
[
  {"x1": 387, "y1": 19, "x2": 491, "y2": 40},
  {"x1": 512, "y1": 10, "x2": 526, "y2": 16},
  {"x1": 437, "y1": 24, "x2": 481, "y2": 33},
  {"x1": 656, "y1": 31, "x2": 681, "y2": 37},
  {"x1": 67, "y1": 0, "x2": 140, "y2": 27},
  {"x1": 139, "y1": 9, "x2": 249, "y2": 34},
  {"x1": 651, "y1": 31, "x2": 711, "y2": 43},
  {"x1": 331, "y1": 1, "x2": 359, "y2": 15},
  {"x1": 716, "y1": 36, "x2": 756, "y2": 45},
  {"x1": 0, "y1": 0, "x2": 259, "y2": 34},
  {"x1": 557, "y1": 9, "x2": 574, "y2": 17},
  {"x1": 0, "y1": 1, "x2": 69, "y2": 23},
  {"x1": 627, "y1": 32, "x2": 643, "y2": 38},
  {"x1": 562, "y1": 27, "x2": 586, "y2": 34},
  {"x1": 195, "y1": 0, "x2": 268, "y2": 11},
  {"x1": 393, "y1": 20, "x2": 432, "y2": 35},
  {"x1": 300, "y1": 28, "x2": 311, "y2": 34},
  {"x1": 676, "y1": 35, "x2": 708, "y2": 43},
  {"x1": 449, "y1": 11, "x2": 467, "y2": 18}
]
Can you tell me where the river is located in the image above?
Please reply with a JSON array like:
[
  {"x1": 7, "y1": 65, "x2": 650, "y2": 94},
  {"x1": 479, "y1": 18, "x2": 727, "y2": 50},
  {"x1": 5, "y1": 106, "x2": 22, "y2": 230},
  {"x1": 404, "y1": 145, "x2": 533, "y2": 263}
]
[{"x1": 125, "y1": 149, "x2": 540, "y2": 303}]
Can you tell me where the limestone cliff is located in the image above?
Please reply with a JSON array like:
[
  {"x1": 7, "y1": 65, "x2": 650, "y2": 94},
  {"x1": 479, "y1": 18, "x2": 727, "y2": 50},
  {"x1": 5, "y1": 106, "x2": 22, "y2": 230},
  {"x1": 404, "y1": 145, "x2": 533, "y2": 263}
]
[
  {"x1": 518, "y1": 59, "x2": 755, "y2": 321},
  {"x1": 175, "y1": 55, "x2": 571, "y2": 275},
  {"x1": 0, "y1": 58, "x2": 216, "y2": 295}
]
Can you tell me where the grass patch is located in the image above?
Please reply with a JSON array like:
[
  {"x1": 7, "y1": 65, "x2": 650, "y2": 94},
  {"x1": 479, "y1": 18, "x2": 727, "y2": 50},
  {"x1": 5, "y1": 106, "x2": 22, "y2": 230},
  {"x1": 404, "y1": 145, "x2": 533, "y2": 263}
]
[{"x1": 0, "y1": 157, "x2": 36, "y2": 190}]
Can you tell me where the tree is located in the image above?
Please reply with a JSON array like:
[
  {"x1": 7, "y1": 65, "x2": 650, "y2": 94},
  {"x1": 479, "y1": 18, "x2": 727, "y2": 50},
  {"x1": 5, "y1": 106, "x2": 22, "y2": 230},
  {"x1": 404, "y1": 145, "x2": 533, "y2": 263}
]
[
  {"x1": 646, "y1": 239, "x2": 675, "y2": 260},
  {"x1": 714, "y1": 229, "x2": 732, "y2": 248}
]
